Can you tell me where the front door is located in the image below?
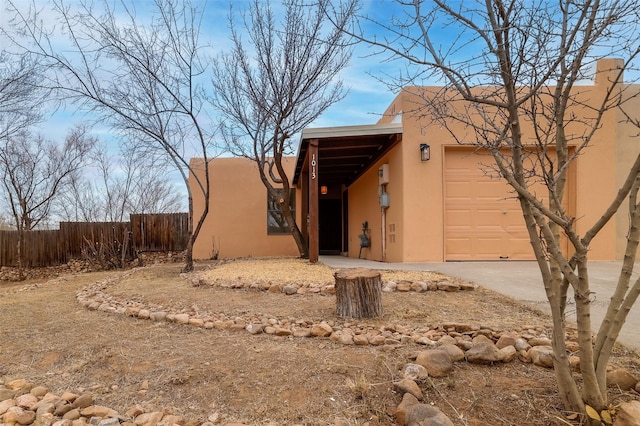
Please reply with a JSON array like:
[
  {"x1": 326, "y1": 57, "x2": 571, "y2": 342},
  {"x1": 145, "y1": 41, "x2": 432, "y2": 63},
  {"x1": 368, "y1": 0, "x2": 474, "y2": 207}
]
[{"x1": 319, "y1": 199, "x2": 342, "y2": 255}]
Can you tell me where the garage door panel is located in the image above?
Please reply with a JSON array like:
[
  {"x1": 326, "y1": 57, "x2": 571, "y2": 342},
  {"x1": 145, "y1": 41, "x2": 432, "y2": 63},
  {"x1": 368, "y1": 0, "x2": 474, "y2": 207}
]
[
  {"x1": 445, "y1": 148, "x2": 537, "y2": 261},
  {"x1": 447, "y1": 210, "x2": 473, "y2": 226}
]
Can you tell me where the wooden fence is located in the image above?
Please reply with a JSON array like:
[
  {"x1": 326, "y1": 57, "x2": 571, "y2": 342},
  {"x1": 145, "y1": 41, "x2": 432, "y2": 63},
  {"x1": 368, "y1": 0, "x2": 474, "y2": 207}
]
[{"x1": 0, "y1": 213, "x2": 189, "y2": 268}]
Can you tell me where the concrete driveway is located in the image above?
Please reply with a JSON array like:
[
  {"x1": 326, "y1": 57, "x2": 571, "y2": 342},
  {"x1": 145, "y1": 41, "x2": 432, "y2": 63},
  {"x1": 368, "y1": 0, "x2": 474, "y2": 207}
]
[{"x1": 320, "y1": 256, "x2": 640, "y2": 352}]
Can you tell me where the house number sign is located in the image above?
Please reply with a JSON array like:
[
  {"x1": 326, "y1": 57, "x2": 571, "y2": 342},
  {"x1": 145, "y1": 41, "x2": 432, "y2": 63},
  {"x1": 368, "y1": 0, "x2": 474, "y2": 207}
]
[{"x1": 311, "y1": 153, "x2": 317, "y2": 180}]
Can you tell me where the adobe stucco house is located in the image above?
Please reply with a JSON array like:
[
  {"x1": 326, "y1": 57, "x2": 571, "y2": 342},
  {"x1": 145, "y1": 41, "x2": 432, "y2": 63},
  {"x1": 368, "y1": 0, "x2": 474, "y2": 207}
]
[{"x1": 190, "y1": 58, "x2": 640, "y2": 263}]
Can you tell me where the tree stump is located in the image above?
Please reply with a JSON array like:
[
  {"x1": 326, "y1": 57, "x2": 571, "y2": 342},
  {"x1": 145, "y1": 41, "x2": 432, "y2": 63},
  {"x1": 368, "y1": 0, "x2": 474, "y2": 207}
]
[{"x1": 334, "y1": 268, "x2": 383, "y2": 318}]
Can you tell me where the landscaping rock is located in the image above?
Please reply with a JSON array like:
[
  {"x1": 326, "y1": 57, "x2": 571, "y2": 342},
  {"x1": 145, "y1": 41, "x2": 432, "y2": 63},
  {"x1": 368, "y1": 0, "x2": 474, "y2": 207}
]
[
  {"x1": 499, "y1": 345, "x2": 517, "y2": 363},
  {"x1": 415, "y1": 350, "x2": 453, "y2": 377},
  {"x1": 528, "y1": 346, "x2": 554, "y2": 368},
  {"x1": 405, "y1": 403, "x2": 455, "y2": 426},
  {"x1": 393, "y1": 378, "x2": 423, "y2": 400},
  {"x1": 606, "y1": 368, "x2": 638, "y2": 391},
  {"x1": 438, "y1": 343, "x2": 465, "y2": 362},
  {"x1": 396, "y1": 393, "x2": 419, "y2": 426},
  {"x1": 496, "y1": 333, "x2": 518, "y2": 349},
  {"x1": 465, "y1": 342, "x2": 502, "y2": 364},
  {"x1": 310, "y1": 322, "x2": 333, "y2": 337},
  {"x1": 615, "y1": 400, "x2": 640, "y2": 426},
  {"x1": 436, "y1": 281, "x2": 460, "y2": 292},
  {"x1": 283, "y1": 285, "x2": 298, "y2": 295},
  {"x1": 401, "y1": 364, "x2": 429, "y2": 382},
  {"x1": 529, "y1": 337, "x2": 551, "y2": 346},
  {"x1": 514, "y1": 338, "x2": 531, "y2": 352}
]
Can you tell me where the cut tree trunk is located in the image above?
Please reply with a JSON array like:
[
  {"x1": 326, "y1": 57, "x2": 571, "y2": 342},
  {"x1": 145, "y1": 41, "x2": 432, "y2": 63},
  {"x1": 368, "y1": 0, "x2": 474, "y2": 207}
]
[{"x1": 334, "y1": 268, "x2": 383, "y2": 318}]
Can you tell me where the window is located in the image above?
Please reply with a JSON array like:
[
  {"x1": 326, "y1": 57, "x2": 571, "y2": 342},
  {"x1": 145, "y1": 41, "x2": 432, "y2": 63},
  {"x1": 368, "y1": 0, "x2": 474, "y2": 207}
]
[{"x1": 267, "y1": 188, "x2": 295, "y2": 235}]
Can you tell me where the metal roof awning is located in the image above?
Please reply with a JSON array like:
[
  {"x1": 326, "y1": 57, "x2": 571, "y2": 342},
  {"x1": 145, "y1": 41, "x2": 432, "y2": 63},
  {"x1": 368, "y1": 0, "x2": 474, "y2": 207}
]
[{"x1": 292, "y1": 123, "x2": 403, "y2": 187}]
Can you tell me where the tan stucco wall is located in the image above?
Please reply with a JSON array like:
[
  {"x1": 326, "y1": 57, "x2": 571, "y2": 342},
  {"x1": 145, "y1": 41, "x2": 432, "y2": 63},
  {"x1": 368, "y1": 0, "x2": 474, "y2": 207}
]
[
  {"x1": 356, "y1": 58, "x2": 638, "y2": 262},
  {"x1": 190, "y1": 60, "x2": 639, "y2": 263},
  {"x1": 615, "y1": 82, "x2": 640, "y2": 258},
  {"x1": 189, "y1": 157, "x2": 300, "y2": 260},
  {"x1": 347, "y1": 144, "x2": 406, "y2": 262}
]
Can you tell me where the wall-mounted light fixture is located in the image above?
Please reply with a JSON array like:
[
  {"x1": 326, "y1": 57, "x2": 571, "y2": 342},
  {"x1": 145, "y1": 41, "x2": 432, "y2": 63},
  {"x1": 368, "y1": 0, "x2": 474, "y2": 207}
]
[
  {"x1": 320, "y1": 185, "x2": 328, "y2": 195},
  {"x1": 420, "y1": 143, "x2": 431, "y2": 161}
]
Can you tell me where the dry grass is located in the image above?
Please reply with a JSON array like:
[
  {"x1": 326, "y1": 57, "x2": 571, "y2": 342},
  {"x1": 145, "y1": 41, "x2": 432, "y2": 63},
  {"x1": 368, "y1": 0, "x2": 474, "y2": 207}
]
[
  {"x1": 199, "y1": 257, "x2": 445, "y2": 286},
  {"x1": 1, "y1": 259, "x2": 638, "y2": 425}
]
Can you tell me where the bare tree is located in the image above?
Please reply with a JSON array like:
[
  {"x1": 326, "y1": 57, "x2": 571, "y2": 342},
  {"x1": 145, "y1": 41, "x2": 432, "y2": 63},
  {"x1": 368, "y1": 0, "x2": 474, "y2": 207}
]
[
  {"x1": 0, "y1": 50, "x2": 46, "y2": 140},
  {"x1": 5, "y1": 0, "x2": 217, "y2": 272},
  {"x1": 341, "y1": 0, "x2": 640, "y2": 422},
  {"x1": 56, "y1": 143, "x2": 183, "y2": 222},
  {"x1": 211, "y1": 0, "x2": 357, "y2": 258},
  {"x1": 0, "y1": 126, "x2": 94, "y2": 278}
]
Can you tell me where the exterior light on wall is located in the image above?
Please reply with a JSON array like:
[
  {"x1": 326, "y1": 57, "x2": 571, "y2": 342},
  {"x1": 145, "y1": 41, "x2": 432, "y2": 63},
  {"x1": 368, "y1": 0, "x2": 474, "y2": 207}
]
[
  {"x1": 321, "y1": 185, "x2": 328, "y2": 195},
  {"x1": 420, "y1": 143, "x2": 431, "y2": 161}
]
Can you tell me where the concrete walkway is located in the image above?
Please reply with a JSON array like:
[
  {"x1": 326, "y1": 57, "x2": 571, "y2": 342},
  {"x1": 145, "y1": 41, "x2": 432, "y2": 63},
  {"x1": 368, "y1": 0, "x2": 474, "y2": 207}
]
[{"x1": 319, "y1": 256, "x2": 640, "y2": 352}]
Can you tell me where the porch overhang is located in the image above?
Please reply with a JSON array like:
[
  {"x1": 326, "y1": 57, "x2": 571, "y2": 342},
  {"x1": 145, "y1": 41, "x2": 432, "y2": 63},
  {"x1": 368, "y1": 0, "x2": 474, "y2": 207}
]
[
  {"x1": 293, "y1": 123, "x2": 403, "y2": 186},
  {"x1": 292, "y1": 123, "x2": 403, "y2": 263}
]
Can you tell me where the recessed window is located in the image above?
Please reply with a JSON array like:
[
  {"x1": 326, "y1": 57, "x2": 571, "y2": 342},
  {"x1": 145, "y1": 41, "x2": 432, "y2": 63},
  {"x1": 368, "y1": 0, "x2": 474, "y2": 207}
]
[{"x1": 267, "y1": 188, "x2": 296, "y2": 235}]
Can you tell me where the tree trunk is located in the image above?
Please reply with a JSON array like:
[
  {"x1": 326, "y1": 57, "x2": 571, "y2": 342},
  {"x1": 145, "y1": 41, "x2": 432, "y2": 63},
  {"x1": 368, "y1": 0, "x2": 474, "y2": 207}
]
[{"x1": 334, "y1": 268, "x2": 383, "y2": 318}]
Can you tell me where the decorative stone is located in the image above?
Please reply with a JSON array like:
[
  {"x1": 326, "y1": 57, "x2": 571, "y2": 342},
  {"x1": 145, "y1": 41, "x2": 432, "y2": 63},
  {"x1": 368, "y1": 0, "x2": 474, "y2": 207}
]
[
  {"x1": 17, "y1": 410, "x2": 37, "y2": 425},
  {"x1": 514, "y1": 338, "x2": 531, "y2": 352},
  {"x1": 353, "y1": 334, "x2": 369, "y2": 345},
  {"x1": 382, "y1": 281, "x2": 397, "y2": 292},
  {"x1": 499, "y1": 345, "x2": 517, "y2": 363},
  {"x1": 466, "y1": 342, "x2": 503, "y2": 364},
  {"x1": 471, "y1": 335, "x2": 494, "y2": 346},
  {"x1": 174, "y1": 313, "x2": 190, "y2": 324},
  {"x1": 135, "y1": 411, "x2": 164, "y2": 425},
  {"x1": 415, "y1": 349, "x2": 453, "y2": 377},
  {"x1": 274, "y1": 327, "x2": 292, "y2": 336},
  {"x1": 394, "y1": 378, "x2": 422, "y2": 400},
  {"x1": 0, "y1": 388, "x2": 16, "y2": 400},
  {"x1": 413, "y1": 336, "x2": 438, "y2": 347},
  {"x1": 411, "y1": 281, "x2": 428, "y2": 292},
  {"x1": 395, "y1": 393, "x2": 419, "y2": 426},
  {"x1": 98, "y1": 418, "x2": 121, "y2": 426},
  {"x1": 436, "y1": 335, "x2": 456, "y2": 346},
  {"x1": 528, "y1": 346, "x2": 554, "y2": 368},
  {"x1": 606, "y1": 368, "x2": 638, "y2": 391},
  {"x1": 436, "y1": 281, "x2": 460, "y2": 291},
  {"x1": 565, "y1": 341, "x2": 580, "y2": 352},
  {"x1": 569, "y1": 355, "x2": 581, "y2": 372},
  {"x1": 368, "y1": 335, "x2": 386, "y2": 346},
  {"x1": 310, "y1": 322, "x2": 333, "y2": 337},
  {"x1": 439, "y1": 343, "x2": 465, "y2": 362},
  {"x1": 396, "y1": 281, "x2": 412, "y2": 292},
  {"x1": 401, "y1": 364, "x2": 429, "y2": 382},
  {"x1": 615, "y1": 401, "x2": 640, "y2": 426},
  {"x1": 283, "y1": 285, "x2": 298, "y2": 295},
  {"x1": 15, "y1": 393, "x2": 38, "y2": 410},
  {"x1": 0, "y1": 399, "x2": 16, "y2": 415},
  {"x1": 80, "y1": 405, "x2": 119, "y2": 417},
  {"x1": 150, "y1": 311, "x2": 167, "y2": 322},
  {"x1": 71, "y1": 393, "x2": 94, "y2": 409},
  {"x1": 405, "y1": 404, "x2": 455, "y2": 426},
  {"x1": 293, "y1": 328, "x2": 311, "y2": 338},
  {"x1": 529, "y1": 337, "x2": 552, "y2": 346},
  {"x1": 189, "y1": 318, "x2": 204, "y2": 327},
  {"x1": 30, "y1": 386, "x2": 48, "y2": 397},
  {"x1": 496, "y1": 333, "x2": 518, "y2": 349},
  {"x1": 459, "y1": 282, "x2": 477, "y2": 291},
  {"x1": 62, "y1": 408, "x2": 80, "y2": 420}
]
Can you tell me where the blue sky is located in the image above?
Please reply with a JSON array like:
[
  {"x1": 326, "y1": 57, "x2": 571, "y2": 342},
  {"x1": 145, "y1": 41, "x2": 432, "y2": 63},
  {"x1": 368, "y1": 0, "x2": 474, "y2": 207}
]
[{"x1": 1, "y1": 0, "x2": 403, "y2": 143}]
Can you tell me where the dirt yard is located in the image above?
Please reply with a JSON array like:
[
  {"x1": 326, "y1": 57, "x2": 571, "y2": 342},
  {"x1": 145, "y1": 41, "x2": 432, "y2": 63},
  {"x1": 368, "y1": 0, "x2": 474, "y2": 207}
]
[{"x1": 1, "y1": 258, "x2": 638, "y2": 425}]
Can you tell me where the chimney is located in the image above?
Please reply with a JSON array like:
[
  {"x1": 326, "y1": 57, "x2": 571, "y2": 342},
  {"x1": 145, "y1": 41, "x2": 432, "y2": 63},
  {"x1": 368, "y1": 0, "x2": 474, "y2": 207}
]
[{"x1": 594, "y1": 58, "x2": 624, "y2": 86}]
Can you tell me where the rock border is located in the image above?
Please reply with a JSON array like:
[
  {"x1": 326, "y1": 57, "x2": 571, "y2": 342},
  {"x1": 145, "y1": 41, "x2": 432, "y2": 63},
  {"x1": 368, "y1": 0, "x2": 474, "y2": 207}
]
[{"x1": 4, "y1": 266, "x2": 638, "y2": 426}]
